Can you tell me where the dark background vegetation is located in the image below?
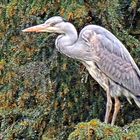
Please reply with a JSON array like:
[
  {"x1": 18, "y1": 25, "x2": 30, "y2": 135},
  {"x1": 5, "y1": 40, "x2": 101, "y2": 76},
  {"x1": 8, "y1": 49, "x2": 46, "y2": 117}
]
[{"x1": 0, "y1": 0, "x2": 140, "y2": 139}]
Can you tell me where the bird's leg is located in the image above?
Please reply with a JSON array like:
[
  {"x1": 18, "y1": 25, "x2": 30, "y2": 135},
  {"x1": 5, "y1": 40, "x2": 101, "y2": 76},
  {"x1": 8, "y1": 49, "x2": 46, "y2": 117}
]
[
  {"x1": 104, "y1": 88, "x2": 112, "y2": 124},
  {"x1": 111, "y1": 97, "x2": 121, "y2": 126}
]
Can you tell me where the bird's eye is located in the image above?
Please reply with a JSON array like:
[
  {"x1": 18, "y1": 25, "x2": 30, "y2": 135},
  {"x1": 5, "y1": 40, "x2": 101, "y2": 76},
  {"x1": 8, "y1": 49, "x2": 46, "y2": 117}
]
[{"x1": 50, "y1": 23, "x2": 56, "y2": 26}]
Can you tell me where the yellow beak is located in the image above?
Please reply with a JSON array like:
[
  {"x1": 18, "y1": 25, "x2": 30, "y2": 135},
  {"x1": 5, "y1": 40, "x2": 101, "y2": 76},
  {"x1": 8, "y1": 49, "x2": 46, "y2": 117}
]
[{"x1": 22, "y1": 23, "x2": 61, "y2": 33}]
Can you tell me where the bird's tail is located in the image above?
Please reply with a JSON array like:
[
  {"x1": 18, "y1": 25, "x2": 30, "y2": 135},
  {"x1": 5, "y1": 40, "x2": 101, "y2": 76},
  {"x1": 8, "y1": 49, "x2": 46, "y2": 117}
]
[{"x1": 134, "y1": 96, "x2": 140, "y2": 108}]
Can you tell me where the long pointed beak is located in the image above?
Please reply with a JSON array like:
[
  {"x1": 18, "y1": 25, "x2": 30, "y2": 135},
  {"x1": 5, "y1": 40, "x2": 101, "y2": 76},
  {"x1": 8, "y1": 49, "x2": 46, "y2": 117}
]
[
  {"x1": 22, "y1": 24, "x2": 49, "y2": 32},
  {"x1": 22, "y1": 23, "x2": 62, "y2": 33}
]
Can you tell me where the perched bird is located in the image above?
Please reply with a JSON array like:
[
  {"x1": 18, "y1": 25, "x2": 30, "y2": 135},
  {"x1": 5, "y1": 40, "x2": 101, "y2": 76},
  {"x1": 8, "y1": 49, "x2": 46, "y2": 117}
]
[{"x1": 22, "y1": 16, "x2": 140, "y2": 125}]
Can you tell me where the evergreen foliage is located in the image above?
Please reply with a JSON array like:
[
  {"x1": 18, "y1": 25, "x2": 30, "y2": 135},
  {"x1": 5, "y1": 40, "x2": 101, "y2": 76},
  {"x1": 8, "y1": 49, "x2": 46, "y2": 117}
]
[
  {"x1": 68, "y1": 119, "x2": 140, "y2": 140},
  {"x1": 0, "y1": 0, "x2": 140, "y2": 139}
]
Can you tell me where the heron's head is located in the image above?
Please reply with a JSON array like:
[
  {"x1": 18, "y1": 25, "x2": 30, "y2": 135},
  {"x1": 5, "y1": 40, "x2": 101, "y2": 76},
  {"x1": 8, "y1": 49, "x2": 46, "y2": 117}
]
[{"x1": 22, "y1": 16, "x2": 67, "y2": 34}]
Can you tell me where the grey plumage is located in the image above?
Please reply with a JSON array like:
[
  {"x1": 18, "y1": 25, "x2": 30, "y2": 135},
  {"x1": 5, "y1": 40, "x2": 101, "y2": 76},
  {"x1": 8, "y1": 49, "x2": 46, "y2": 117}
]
[
  {"x1": 80, "y1": 26, "x2": 140, "y2": 96},
  {"x1": 22, "y1": 16, "x2": 140, "y2": 125}
]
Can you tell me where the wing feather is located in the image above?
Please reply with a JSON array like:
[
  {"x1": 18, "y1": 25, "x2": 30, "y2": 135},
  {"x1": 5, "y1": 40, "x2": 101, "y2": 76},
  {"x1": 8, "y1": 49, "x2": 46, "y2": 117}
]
[{"x1": 80, "y1": 25, "x2": 140, "y2": 96}]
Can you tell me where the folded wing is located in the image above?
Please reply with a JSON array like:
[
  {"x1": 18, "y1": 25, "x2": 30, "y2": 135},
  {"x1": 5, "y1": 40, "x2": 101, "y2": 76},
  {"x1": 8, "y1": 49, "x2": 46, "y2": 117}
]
[{"x1": 81, "y1": 26, "x2": 140, "y2": 96}]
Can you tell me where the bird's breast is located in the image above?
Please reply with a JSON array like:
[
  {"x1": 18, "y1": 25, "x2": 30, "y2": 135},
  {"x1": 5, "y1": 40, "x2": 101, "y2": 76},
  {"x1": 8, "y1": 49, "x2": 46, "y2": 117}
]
[{"x1": 83, "y1": 61, "x2": 108, "y2": 91}]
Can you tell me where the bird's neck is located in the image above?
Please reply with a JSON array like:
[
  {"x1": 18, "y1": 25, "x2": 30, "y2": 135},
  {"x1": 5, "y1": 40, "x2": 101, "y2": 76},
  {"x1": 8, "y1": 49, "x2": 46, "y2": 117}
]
[{"x1": 55, "y1": 24, "x2": 78, "y2": 53}]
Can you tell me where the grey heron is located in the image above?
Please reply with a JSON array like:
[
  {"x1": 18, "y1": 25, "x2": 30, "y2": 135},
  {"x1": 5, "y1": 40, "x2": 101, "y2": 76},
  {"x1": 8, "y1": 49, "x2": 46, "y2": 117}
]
[{"x1": 22, "y1": 16, "x2": 140, "y2": 125}]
